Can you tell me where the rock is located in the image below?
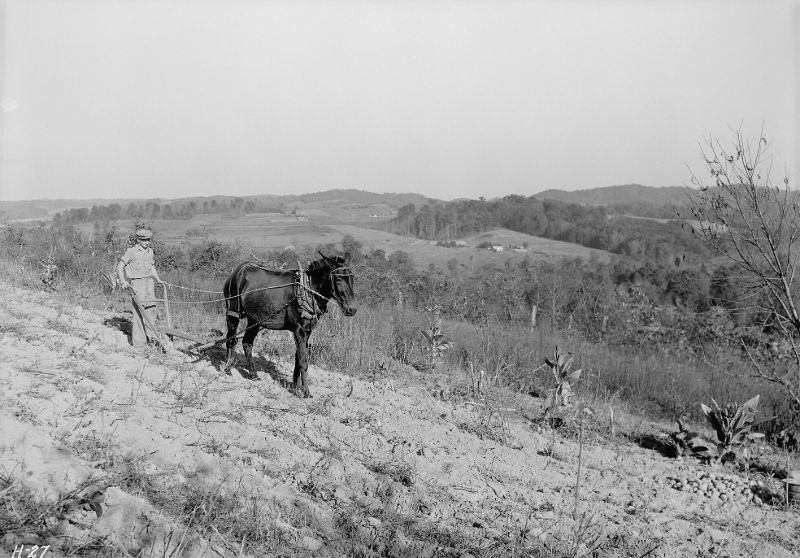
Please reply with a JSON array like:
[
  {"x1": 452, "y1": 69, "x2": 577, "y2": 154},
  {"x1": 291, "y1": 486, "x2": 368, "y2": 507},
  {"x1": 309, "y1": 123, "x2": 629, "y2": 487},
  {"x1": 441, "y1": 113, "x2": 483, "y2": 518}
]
[
  {"x1": 299, "y1": 535, "x2": 323, "y2": 552},
  {"x1": 333, "y1": 483, "x2": 352, "y2": 501},
  {"x1": 542, "y1": 534, "x2": 560, "y2": 549}
]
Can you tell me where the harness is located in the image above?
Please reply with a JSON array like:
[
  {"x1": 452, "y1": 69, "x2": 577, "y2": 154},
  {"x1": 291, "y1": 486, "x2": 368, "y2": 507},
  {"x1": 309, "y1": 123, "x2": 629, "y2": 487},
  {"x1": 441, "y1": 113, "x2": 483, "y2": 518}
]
[
  {"x1": 226, "y1": 260, "x2": 351, "y2": 323},
  {"x1": 295, "y1": 264, "x2": 320, "y2": 320}
]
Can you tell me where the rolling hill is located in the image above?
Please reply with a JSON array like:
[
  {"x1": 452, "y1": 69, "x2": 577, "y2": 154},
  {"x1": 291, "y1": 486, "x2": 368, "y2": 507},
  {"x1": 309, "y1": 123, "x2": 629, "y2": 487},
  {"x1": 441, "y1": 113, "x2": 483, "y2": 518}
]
[
  {"x1": 534, "y1": 184, "x2": 693, "y2": 207},
  {"x1": 79, "y1": 212, "x2": 616, "y2": 269},
  {"x1": 0, "y1": 190, "x2": 434, "y2": 223}
]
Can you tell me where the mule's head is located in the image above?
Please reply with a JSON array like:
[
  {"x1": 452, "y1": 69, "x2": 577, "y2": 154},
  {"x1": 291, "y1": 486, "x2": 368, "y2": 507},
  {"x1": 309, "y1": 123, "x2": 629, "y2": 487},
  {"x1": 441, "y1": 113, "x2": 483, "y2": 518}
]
[{"x1": 319, "y1": 252, "x2": 357, "y2": 317}]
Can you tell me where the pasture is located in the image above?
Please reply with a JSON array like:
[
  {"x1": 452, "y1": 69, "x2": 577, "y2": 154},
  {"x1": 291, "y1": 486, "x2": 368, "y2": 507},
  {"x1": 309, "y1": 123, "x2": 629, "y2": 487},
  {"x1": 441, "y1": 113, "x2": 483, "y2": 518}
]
[{"x1": 79, "y1": 211, "x2": 613, "y2": 269}]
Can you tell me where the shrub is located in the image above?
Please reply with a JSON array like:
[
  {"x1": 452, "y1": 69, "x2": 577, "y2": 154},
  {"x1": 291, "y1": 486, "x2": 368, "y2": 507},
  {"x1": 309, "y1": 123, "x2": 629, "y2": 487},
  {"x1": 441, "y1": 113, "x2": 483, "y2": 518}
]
[
  {"x1": 544, "y1": 347, "x2": 583, "y2": 411},
  {"x1": 188, "y1": 240, "x2": 241, "y2": 276},
  {"x1": 700, "y1": 395, "x2": 764, "y2": 463}
]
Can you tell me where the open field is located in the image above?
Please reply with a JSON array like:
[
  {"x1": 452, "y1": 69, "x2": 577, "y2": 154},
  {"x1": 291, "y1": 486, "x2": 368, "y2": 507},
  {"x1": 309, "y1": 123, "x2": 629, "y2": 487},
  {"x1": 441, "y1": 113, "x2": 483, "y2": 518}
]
[
  {"x1": 0, "y1": 190, "x2": 423, "y2": 223},
  {"x1": 2, "y1": 278, "x2": 799, "y2": 557},
  {"x1": 79, "y1": 213, "x2": 614, "y2": 268}
]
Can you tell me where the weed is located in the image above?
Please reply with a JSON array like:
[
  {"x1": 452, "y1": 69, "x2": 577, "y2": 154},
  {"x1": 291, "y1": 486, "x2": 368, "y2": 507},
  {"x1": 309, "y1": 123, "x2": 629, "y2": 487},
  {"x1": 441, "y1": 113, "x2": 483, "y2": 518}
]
[
  {"x1": 305, "y1": 392, "x2": 337, "y2": 417},
  {"x1": 418, "y1": 305, "x2": 450, "y2": 370},
  {"x1": 671, "y1": 395, "x2": 765, "y2": 465},
  {"x1": 0, "y1": 470, "x2": 111, "y2": 549},
  {"x1": 368, "y1": 460, "x2": 416, "y2": 487},
  {"x1": 543, "y1": 347, "x2": 582, "y2": 412},
  {"x1": 458, "y1": 389, "x2": 519, "y2": 446},
  {"x1": 701, "y1": 395, "x2": 764, "y2": 463},
  {"x1": 0, "y1": 473, "x2": 61, "y2": 541},
  {"x1": 192, "y1": 438, "x2": 231, "y2": 458},
  {"x1": 458, "y1": 410, "x2": 511, "y2": 446},
  {"x1": 297, "y1": 477, "x2": 336, "y2": 503},
  {"x1": 12, "y1": 405, "x2": 41, "y2": 426},
  {"x1": 71, "y1": 363, "x2": 106, "y2": 384},
  {"x1": 63, "y1": 431, "x2": 116, "y2": 463}
]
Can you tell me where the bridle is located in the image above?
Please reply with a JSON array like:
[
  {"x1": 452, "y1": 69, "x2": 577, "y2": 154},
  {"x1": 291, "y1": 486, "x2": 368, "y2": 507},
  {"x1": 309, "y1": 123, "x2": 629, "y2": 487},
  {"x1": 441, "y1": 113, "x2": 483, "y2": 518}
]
[{"x1": 325, "y1": 265, "x2": 353, "y2": 309}]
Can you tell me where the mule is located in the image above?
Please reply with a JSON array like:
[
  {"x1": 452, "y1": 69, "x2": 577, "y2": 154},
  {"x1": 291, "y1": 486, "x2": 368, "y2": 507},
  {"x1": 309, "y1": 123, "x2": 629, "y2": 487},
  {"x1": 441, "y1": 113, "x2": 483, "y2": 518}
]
[{"x1": 221, "y1": 253, "x2": 356, "y2": 397}]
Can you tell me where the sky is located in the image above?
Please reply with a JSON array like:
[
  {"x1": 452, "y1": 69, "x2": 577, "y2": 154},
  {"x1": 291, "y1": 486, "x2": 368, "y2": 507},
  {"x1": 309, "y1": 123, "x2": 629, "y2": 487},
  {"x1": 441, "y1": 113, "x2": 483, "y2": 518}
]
[{"x1": 1, "y1": 0, "x2": 798, "y2": 202}]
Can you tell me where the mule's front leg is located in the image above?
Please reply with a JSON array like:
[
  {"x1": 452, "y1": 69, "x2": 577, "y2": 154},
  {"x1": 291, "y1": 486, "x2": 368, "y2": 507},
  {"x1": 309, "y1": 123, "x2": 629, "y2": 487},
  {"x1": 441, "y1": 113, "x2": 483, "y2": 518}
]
[{"x1": 292, "y1": 329, "x2": 311, "y2": 398}]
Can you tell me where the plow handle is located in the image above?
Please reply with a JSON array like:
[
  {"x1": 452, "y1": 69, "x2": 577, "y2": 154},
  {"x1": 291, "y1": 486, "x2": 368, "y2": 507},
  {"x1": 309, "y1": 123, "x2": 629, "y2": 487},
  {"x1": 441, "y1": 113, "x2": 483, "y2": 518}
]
[
  {"x1": 159, "y1": 282, "x2": 173, "y2": 330},
  {"x1": 125, "y1": 284, "x2": 169, "y2": 347}
]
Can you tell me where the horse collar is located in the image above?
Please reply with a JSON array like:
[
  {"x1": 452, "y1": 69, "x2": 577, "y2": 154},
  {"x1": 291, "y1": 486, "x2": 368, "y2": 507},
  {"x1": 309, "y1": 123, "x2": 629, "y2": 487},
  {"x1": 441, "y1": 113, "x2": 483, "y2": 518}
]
[{"x1": 296, "y1": 268, "x2": 327, "y2": 320}]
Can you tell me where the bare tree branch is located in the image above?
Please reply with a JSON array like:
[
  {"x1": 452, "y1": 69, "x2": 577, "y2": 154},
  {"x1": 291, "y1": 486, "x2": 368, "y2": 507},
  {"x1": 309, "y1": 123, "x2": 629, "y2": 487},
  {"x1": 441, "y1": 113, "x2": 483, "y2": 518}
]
[{"x1": 690, "y1": 129, "x2": 800, "y2": 408}]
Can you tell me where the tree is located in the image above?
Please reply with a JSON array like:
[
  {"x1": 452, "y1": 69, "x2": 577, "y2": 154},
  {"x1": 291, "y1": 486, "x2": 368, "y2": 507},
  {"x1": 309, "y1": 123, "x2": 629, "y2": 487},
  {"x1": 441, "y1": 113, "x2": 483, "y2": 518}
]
[
  {"x1": 340, "y1": 234, "x2": 364, "y2": 265},
  {"x1": 690, "y1": 128, "x2": 800, "y2": 407}
]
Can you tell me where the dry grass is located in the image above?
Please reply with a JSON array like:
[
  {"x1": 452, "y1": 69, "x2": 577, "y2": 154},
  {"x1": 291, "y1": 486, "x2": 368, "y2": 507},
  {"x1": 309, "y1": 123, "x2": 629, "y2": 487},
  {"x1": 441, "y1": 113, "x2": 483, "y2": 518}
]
[
  {"x1": 2, "y1": 222, "x2": 798, "y2": 473},
  {"x1": 53, "y1": 436, "x2": 298, "y2": 556}
]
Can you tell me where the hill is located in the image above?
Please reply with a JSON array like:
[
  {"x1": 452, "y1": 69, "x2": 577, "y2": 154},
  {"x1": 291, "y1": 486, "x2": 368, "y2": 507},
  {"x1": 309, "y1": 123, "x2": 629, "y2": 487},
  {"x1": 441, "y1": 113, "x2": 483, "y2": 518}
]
[
  {"x1": 247, "y1": 189, "x2": 433, "y2": 209},
  {"x1": 0, "y1": 198, "x2": 171, "y2": 221},
  {"x1": 88, "y1": 213, "x2": 615, "y2": 268},
  {"x1": 534, "y1": 184, "x2": 693, "y2": 207},
  {"x1": 0, "y1": 200, "x2": 51, "y2": 220},
  {"x1": 334, "y1": 225, "x2": 614, "y2": 268},
  {"x1": 1, "y1": 277, "x2": 798, "y2": 557},
  {"x1": 2, "y1": 190, "x2": 434, "y2": 223}
]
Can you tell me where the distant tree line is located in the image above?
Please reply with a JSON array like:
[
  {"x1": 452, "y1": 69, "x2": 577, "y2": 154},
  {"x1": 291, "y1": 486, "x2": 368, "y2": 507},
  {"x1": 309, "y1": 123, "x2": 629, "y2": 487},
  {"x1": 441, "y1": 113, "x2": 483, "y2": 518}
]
[
  {"x1": 607, "y1": 201, "x2": 688, "y2": 219},
  {"x1": 386, "y1": 196, "x2": 709, "y2": 264},
  {"x1": 52, "y1": 197, "x2": 282, "y2": 224}
]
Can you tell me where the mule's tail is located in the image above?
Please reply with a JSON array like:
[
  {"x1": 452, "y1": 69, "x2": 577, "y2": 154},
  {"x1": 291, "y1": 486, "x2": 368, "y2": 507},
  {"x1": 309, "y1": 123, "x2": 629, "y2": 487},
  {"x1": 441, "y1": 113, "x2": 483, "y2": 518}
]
[{"x1": 223, "y1": 262, "x2": 249, "y2": 318}]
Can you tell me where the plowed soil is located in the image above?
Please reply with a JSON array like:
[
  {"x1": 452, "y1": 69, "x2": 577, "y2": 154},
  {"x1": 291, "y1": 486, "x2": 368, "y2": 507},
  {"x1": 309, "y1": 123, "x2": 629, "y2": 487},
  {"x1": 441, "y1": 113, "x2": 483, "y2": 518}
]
[{"x1": 1, "y1": 280, "x2": 798, "y2": 557}]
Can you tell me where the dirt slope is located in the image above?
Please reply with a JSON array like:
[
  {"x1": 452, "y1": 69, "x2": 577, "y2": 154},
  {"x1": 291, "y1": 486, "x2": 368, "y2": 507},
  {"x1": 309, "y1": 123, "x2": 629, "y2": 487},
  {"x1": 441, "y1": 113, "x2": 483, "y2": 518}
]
[{"x1": 1, "y1": 280, "x2": 798, "y2": 557}]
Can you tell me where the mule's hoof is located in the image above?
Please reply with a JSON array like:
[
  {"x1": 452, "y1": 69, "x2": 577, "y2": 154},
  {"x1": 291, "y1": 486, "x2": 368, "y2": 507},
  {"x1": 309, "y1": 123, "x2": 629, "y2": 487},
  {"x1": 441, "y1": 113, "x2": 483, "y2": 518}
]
[{"x1": 290, "y1": 385, "x2": 311, "y2": 398}]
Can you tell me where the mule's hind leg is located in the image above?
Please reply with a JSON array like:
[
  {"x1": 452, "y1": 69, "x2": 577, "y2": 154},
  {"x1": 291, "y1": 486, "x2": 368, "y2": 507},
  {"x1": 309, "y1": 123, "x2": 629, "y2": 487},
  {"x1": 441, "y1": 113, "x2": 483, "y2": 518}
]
[
  {"x1": 242, "y1": 324, "x2": 260, "y2": 377},
  {"x1": 292, "y1": 328, "x2": 311, "y2": 398},
  {"x1": 222, "y1": 313, "x2": 240, "y2": 374}
]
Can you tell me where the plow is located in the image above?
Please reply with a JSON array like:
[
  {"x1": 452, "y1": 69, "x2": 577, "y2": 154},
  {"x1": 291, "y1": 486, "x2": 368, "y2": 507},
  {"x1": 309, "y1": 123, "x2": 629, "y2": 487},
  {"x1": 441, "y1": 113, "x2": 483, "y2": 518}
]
[{"x1": 125, "y1": 283, "x2": 230, "y2": 353}]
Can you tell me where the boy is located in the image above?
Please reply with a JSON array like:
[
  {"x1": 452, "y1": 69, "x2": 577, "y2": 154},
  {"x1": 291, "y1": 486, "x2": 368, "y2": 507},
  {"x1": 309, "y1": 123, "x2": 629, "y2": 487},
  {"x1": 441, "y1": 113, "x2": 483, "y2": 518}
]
[{"x1": 117, "y1": 228, "x2": 165, "y2": 347}]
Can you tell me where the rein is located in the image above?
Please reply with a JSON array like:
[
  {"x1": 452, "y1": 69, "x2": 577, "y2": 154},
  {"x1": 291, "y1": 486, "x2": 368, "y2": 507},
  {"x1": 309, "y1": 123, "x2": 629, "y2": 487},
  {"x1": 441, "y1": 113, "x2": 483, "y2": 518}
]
[
  {"x1": 155, "y1": 261, "x2": 351, "y2": 307},
  {"x1": 156, "y1": 281, "x2": 300, "y2": 304}
]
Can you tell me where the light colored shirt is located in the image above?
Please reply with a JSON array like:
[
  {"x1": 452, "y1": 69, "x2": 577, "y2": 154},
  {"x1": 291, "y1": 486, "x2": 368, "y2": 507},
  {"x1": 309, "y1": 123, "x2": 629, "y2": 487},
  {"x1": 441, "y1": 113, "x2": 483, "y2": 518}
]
[{"x1": 120, "y1": 244, "x2": 155, "y2": 280}]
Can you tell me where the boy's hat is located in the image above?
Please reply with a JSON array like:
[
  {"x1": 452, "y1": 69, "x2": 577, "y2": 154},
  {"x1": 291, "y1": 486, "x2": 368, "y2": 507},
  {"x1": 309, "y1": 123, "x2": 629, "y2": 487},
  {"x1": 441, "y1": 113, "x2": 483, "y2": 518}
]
[{"x1": 136, "y1": 229, "x2": 152, "y2": 240}]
